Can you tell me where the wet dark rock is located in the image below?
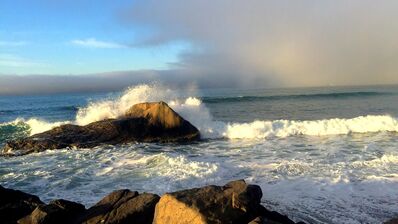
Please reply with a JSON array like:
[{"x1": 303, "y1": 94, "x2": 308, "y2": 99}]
[
  {"x1": 385, "y1": 217, "x2": 398, "y2": 224},
  {"x1": 0, "y1": 185, "x2": 44, "y2": 224},
  {"x1": 256, "y1": 205, "x2": 296, "y2": 224},
  {"x1": 2, "y1": 101, "x2": 200, "y2": 155},
  {"x1": 80, "y1": 189, "x2": 160, "y2": 224},
  {"x1": 18, "y1": 199, "x2": 85, "y2": 224}
]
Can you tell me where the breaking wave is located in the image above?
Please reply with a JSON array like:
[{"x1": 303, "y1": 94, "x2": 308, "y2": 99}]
[
  {"x1": 0, "y1": 118, "x2": 70, "y2": 143},
  {"x1": 1, "y1": 84, "x2": 398, "y2": 142},
  {"x1": 222, "y1": 115, "x2": 398, "y2": 139}
]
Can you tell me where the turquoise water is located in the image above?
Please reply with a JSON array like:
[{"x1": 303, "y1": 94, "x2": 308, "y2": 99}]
[{"x1": 1, "y1": 84, "x2": 398, "y2": 223}]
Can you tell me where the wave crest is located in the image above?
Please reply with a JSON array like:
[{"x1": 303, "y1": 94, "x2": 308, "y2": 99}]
[{"x1": 223, "y1": 115, "x2": 398, "y2": 139}]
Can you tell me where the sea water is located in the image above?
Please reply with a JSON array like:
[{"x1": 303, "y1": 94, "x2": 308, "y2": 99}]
[{"x1": 1, "y1": 84, "x2": 398, "y2": 223}]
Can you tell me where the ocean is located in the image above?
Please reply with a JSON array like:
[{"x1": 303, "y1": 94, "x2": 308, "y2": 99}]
[{"x1": 1, "y1": 84, "x2": 398, "y2": 223}]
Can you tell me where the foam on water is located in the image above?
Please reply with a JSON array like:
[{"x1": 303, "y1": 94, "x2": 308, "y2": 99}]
[
  {"x1": 1, "y1": 138, "x2": 398, "y2": 223},
  {"x1": 96, "y1": 153, "x2": 218, "y2": 180},
  {"x1": 0, "y1": 145, "x2": 226, "y2": 205},
  {"x1": 223, "y1": 115, "x2": 398, "y2": 139}
]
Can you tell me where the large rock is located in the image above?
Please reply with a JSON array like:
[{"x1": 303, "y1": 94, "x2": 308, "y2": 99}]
[
  {"x1": 2, "y1": 101, "x2": 200, "y2": 155},
  {"x1": 0, "y1": 185, "x2": 44, "y2": 224},
  {"x1": 152, "y1": 180, "x2": 295, "y2": 224},
  {"x1": 80, "y1": 189, "x2": 160, "y2": 224},
  {"x1": 18, "y1": 199, "x2": 85, "y2": 224}
]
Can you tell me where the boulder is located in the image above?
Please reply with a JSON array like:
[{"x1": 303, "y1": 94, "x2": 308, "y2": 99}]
[
  {"x1": 18, "y1": 199, "x2": 85, "y2": 224},
  {"x1": 80, "y1": 189, "x2": 160, "y2": 224},
  {"x1": 2, "y1": 101, "x2": 200, "y2": 155},
  {"x1": 153, "y1": 180, "x2": 298, "y2": 224},
  {"x1": 0, "y1": 185, "x2": 44, "y2": 224},
  {"x1": 153, "y1": 180, "x2": 263, "y2": 224}
]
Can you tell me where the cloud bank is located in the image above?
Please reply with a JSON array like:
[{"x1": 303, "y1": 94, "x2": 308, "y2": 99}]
[{"x1": 123, "y1": 0, "x2": 398, "y2": 87}]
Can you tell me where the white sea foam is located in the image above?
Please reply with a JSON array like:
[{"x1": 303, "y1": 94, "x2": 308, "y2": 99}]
[
  {"x1": 351, "y1": 154, "x2": 398, "y2": 168},
  {"x1": 104, "y1": 153, "x2": 219, "y2": 180},
  {"x1": 222, "y1": 115, "x2": 398, "y2": 139},
  {"x1": 3, "y1": 118, "x2": 70, "y2": 135}
]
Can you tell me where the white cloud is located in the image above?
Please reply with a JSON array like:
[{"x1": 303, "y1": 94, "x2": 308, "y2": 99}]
[
  {"x1": 0, "y1": 54, "x2": 46, "y2": 67},
  {"x1": 0, "y1": 41, "x2": 28, "y2": 47},
  {"x1": 71, "y1": 38, "x2": 125, "y2": 49}
]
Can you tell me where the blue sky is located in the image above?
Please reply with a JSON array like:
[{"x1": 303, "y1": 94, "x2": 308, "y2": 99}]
[
  {"x1": 0, "y1": 0, "x2": 189, "y2": 75},
  {"x1": 1, "y1": 1, "x2": 398, "y2": 94}
]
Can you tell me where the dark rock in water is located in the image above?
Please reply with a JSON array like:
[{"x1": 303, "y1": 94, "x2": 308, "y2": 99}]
[
  {"x1": 80, "y1": 189, "x2": 160, "y2": 224},
  {"x1": 153, "y1": 179, "x2": 296, "y2": 224},
  {"x1": 18, "y1": 199, "x2": 85, "y2": 224},
  {"x1": 385, "y1": 218, "x2": 398, "y2": 224},
  {"x1": 2, "y1": 101, "x2": 200, "y2": 155},
  {"x1": 0, "y1": 185, "x2": 44, "y2": 224},
  {"x1": 256, "y1": 205, "x2": 296, "y2": 224}
]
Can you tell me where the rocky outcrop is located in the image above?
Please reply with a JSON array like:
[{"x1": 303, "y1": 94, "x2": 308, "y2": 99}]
[
  {"x1": 2, "y1": 101, "x2": 200, "y2": 155},
  {"x1": 1, "y1": 180, "x2": 300, "y2": 224},
  {"x1": 80, "y1": 189, "x2": 160, "y2": 224},
  {"x1": 0, "y1": 185, "x2": 44, "y2": 224},
  {"x1": 153, "y1": 180, "x2": 295, "y2": 224}
]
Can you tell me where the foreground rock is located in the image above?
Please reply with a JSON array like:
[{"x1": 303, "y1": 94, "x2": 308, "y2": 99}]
[
  {"x1": 2, "y1": 102, "x2": 200, "y2": 155},
  {"x1": 153, "y1": 180, "x2": 296, "y2": 224},
  {"x1": 0, "y1": 185, "x2": 44, "y2": 224},
  {"x1": 80, "y1": 189, "x2": 160, "y2": 224},
  {"x1": 18, "y1": 199, "x2": 85, "y2": 224},
  {"x1": 1, "y1": 180, "x2": 300, "y2": 224}
]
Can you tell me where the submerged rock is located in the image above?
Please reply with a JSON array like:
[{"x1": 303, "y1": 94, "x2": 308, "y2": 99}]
[
  {"x1": 0, "y1": 185, "x2": 44, "y2": 224},
  {"x1": 2, "y1": 101, "x2": 200, "y2": 155},
  {"x1": 79, "y1": 189, "x2": 160, "y2": 224}
]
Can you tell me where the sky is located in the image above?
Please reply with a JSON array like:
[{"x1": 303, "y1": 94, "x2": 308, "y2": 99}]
[{"x1": 1, "y1": 0, "x2": 398, "y2": 94}]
